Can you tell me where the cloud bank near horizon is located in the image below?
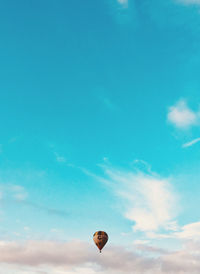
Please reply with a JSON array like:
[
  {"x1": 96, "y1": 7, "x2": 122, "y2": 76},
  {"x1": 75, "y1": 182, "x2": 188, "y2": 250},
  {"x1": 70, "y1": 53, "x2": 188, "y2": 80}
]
[{"x1": 0, "y1": 239, "x2": 200, "y2": 273}]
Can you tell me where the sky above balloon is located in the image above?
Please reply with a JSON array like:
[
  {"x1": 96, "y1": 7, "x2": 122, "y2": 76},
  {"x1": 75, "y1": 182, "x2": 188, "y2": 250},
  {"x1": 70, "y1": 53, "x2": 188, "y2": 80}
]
[{"x1": 1, "y1": 0, "x2": 200, "y2": 273}]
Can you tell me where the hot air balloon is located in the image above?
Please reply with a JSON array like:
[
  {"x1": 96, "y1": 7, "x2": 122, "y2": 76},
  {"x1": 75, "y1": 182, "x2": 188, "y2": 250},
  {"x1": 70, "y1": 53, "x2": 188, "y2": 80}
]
[{"x1": 93, "y1": 231, "x2": 108, "y2": 253}]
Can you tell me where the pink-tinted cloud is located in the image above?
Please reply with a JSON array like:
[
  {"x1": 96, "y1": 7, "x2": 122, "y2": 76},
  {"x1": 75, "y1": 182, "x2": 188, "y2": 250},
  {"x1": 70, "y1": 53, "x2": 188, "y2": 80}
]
[{"x1": 1, "y1": 240, "x2": 200, "y2": 273}]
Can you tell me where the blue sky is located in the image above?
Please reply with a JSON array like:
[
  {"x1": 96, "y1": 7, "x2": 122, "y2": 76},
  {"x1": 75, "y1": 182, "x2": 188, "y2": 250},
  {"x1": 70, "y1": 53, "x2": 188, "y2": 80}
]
[{"x1": 1, "y1": 0, "x2": 200, "y2": 273}]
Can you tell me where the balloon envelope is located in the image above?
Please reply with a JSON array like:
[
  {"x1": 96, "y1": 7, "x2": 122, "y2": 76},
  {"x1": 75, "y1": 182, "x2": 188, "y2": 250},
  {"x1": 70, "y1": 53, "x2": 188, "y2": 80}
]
[{"x1": 93, "y1": 231, "x2": 108, "y2": 252}]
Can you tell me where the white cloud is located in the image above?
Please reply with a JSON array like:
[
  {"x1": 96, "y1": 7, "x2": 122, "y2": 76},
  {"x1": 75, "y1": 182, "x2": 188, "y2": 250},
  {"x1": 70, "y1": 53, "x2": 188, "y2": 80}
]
[
  {"x1": 142, "y1": 221, "x2": 200, "y2": 242},
  {"x1": 97, "y1": 167, "x2": 178, "y2": 232},
  {"x1": 175, "y1": 222, "x2": 200, "y2": 240},
  {"x1": 117, "y1": 0, "x2": 128, "y2": 8},
  {"x1": 1, "y1": 240, "x2": 200, "y2": 273},
  {"x1": 182, "y1": 137, "x2": 200, "y2": 148},
  {"x1": 167, "y1": 100, "x2": 200, "y2": 129},
  {"x1": 133, "y1": 239, "x2": 150, "y2": 245},
  {"x1": 135, "y1": 244, "x2": 168, "y2": 255},
  {"x1": 84, "y1": 163, "x2": 200, "y2": 247},
  {"x1": 160, "y1": 241, "x2": 200, "y2": 273}
]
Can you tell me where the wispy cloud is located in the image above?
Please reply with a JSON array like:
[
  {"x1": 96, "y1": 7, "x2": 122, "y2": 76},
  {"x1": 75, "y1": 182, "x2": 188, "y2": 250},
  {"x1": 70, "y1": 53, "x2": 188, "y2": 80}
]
[
  {"x1": 96, "y1": 90, "x2": 118, "y2": 112},
  {"x1": 83, "y1": 163, "x2": 200, "y2": 245},
  {"x1": 107, "y1": 0, "x2": 136, "y2": 25},
  {"x1": 0, "y1": 180, "x2": 69, "y2": 218},
  {"x1": 102, "y1": 97, "x2": 118, "y2": 111},
  {"x1": 167, "y1": 99, "x2": 200, "y2": 129},
  {"x1": 117, "y1": 0, "x2": 128, "y2": 8},
  {"x1": 140, "y1": 221, "x2": 200, "y2": 242},
  {"x1": 175, "y1": 222, "x2": 200, "y2": 240},
  {"x1": 182, "y1": 137, "x2": 200, "y2": 148},
  {"x1": 94, "y1": 166, "x2": 178, "y2": 233},
  {"x1": 0, "y1": 184, "x2": 28, "y2": 201},
  {"x1": 48, "y1": 143, "x2": 67, "y2": 163},
  {"x1": 16, "y1": 200, "x2": 69, "y2": 218},
  {"x1": 54, "y1": 152, "x2": 67, "y2": 163}
]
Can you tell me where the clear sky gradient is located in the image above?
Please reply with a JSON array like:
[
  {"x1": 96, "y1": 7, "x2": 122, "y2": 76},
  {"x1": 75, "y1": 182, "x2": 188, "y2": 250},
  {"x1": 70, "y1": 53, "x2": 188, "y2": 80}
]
[{"x1": 1, "y1": 0, "x2": 200, "y2": 273}]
